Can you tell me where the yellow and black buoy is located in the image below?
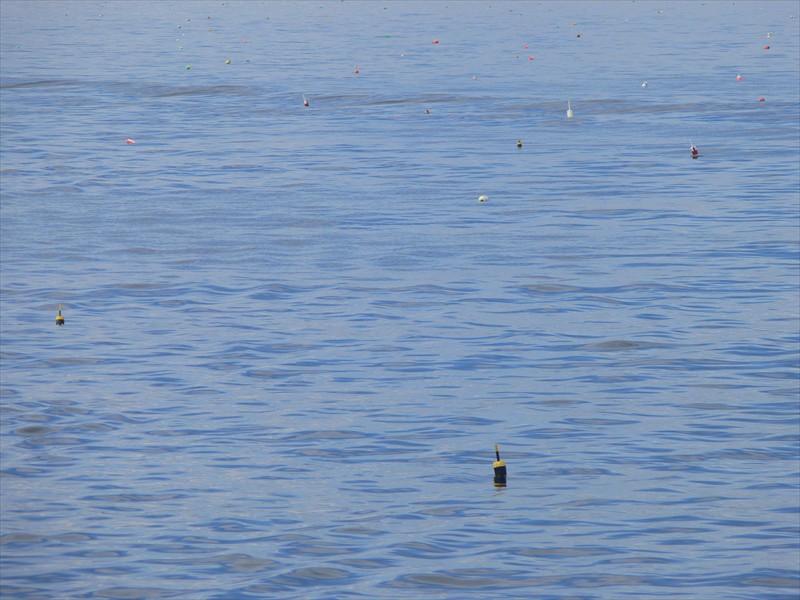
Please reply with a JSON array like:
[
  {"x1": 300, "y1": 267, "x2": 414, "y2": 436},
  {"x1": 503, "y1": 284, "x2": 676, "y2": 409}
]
[
  {"x1": 493, "y1": 444, "x2": 507, "y2": 487},
  {"x1": 516, "y1": 139, "x2": 522, "y2": 148},
  {"x1": 56, "y1": 304, "x2": 64, "y2": 326}
]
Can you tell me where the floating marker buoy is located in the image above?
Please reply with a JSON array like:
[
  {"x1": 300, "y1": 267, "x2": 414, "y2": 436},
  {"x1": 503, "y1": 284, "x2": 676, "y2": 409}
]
[
  {"x1": 424, "y1": 109, "x2": 430, "y2": 114},
  {"x1": 691, "y1": 143, "x2": 699, "y2": 158},
  {"x1": 433, "y1": 39, "x2": 439, "y2": 44},
  {"x1": 56, "y1": 304, "x2": 64, "y2": 326},
  {"x1": 759, "y1": 97, "x2": 765, "y2": 101},
  {"x1": 493, "y1": 444, "x2": 507, "y2": 487},
  {"x1": 764, "y1": 45, "x2": 770, "y2": 49},
  {"x1": 528, "y1": 55, "x2": 534, "y2": 60},
  {"x1": 125, "y1": 139, "x2": 135, "y2": 144},
  {"x1": 641, "y1": 81, "x2": 648, "y2": 88},
  {"x1": 478, "y1": 195, "x2": 489, "y2": 203},
  {"x1": 185, "y1": 65, "x2": 191, "y2": 70},
  {"x1": 354, "y1": 65, "x2": 359, "y2": 73},
  {"x1": 303, "y1": 95, "x2": 309, "y2": 107},
  {"x1": 567, "y1": 100, "x2": 573, "y2": 118},
  {"x1": 516, "y1": 139, "x2": 522, "y2": 148},
  {"x1": 737, "y1": 73, "x2": 743, "y2": 81},
  {"x1": 225, "y1": 59, "x2": 231, "y2": 64}
]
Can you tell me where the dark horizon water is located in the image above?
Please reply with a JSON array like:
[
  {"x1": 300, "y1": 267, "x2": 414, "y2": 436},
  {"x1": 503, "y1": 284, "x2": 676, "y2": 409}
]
[{"x1": 2, "y1": 1, "x2": 799, "y2": 598}]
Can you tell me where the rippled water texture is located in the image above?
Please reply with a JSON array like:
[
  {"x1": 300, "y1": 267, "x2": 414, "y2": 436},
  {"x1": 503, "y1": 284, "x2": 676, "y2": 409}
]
[{"x1": 1, "y1": 1, "x2": 799, "y2": 598}]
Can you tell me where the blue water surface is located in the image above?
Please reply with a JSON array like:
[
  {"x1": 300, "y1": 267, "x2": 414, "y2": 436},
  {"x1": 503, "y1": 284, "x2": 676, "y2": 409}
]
[{"x1": 1, "y1": 1, "x2": 799, "y2": 599}]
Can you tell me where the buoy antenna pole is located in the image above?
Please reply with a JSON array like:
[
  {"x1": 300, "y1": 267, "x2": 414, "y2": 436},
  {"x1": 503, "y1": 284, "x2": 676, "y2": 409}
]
[{"x1": 495, "y1": 444, "x2": 501, "y2": 461}]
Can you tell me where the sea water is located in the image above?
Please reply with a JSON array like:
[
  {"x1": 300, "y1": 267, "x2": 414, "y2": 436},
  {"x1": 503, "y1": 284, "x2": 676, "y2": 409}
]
[{"x1": 1, "y1": 1, "x2": 799, "y2": 598}]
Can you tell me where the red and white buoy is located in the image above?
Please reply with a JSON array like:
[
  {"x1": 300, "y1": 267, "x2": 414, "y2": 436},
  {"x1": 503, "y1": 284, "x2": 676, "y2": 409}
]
[
  {"x1": 691, "y1": 142, "x2": 699, "y2": 158},
  {"x1": 737, "y1": 73, "x2": 743, "y2": 81},
  {"x1": 303, "y1": 95, "x2": 309, "y2": 107}
]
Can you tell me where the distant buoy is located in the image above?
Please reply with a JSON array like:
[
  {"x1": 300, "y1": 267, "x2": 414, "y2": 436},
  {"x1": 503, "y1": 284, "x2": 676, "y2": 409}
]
[
  {"x1": 567, "y1": 100, "x2": 573, "y2": 118},
  {"x1": 478, "y1": 195, "x2": 489, "y2": 203},
  {"x1": 303, "y1": 95, "x2": 309, "y2": 107},
  {"x1": 641, "y1": 81, "x2": 648, "y2": 88},
  {"x1": 493, "y1": 444, "x2": 507, "y2": 487},
  {"x1": 125, "y1": 139, "x2": 135, "y2": 144},
  {"x1": 737, "y1": 73, "x2": 743, "y2": 81},
  {"x1": 691, "y1": 144, "x2": 699, "y2": 158},
  {"x1": 354, "y1": 65, "x2": 359, "y2": 73},
  {"x1": 225, "y1": 59, "x2": 231, "y2": 64},
  {"x1": 56, "y1": 304, "x2": 64, "y2": 326},
  {"x1": 759, "y1": 97, "x2": 765, "y2": 102},
  {"x1": 424, "y1": 109, "x2": 430, "y2": 114},
  {"x1": 516, "y1": 139, "x2": 522, "y2": 148},
  {"x1": 763, "y1": 45, "x2": 770, "y2": 49},
  {"x1": 433, "y1": 39, "x2": 439, "y2": 44}
]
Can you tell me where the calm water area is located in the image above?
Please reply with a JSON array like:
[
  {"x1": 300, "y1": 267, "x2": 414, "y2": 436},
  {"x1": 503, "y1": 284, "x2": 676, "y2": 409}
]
[{"x1": 1, "y1": 1, "x2": 799, "y2": 598}]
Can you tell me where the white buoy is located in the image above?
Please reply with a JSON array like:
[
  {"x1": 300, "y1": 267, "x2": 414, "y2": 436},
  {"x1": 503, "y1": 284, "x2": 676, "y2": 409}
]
[
  {"x1": 478, "y1": 195, "x2": 489, "y2": 203},
  {"x1": 567, "y1": 100, "x2": 573, "y2": 119},
  {"x1": 641, "y1": 81, "x2": 648, "y2": 88}
]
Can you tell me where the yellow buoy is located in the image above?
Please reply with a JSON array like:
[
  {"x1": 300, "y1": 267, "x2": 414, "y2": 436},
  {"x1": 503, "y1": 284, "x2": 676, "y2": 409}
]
[
  {"x1": 516, "y1": 139, "x2": 522, "y2": 148},
  {"x1": 493, "y1": 444, "x2": 507, "y2": 487},
  {"x1": 56, "y1": 304, "x2": 65, "y2": 326}
]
